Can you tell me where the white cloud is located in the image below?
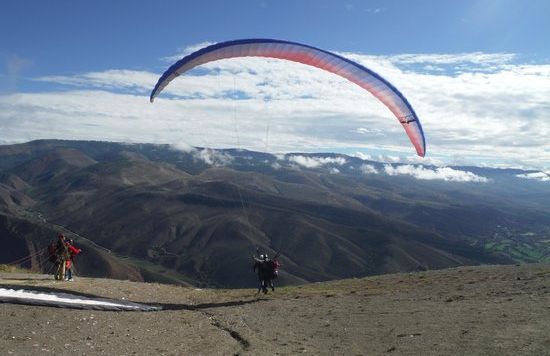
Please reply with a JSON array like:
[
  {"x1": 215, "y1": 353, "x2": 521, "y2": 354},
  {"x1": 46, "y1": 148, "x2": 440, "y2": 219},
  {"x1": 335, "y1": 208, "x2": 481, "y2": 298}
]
[
  {"x1": 193, "y1": 148, "x2": 234, "y2": 166},
  {"x1": 162, "y1": 42, "x2": 217, "y2": 62},
  {"x1": 170, "y1": 142, "x2": 194, "y2": 152},
  {"x1": 359, "y1": 164, "x2": 378, "y2": 174},
  {"x1": 384, "y1": 165, "x2": 489, "y2": 183},
  {"x1": 329, "y1": 167, "x2": 340, "y2": 174},
  {"x1": 365, "y1": 8, "x2": 383, "y2": 14},
  {"x1": 34, "y1": 70, "x2": 155, "y2": 94},
  {"x1": 353, "y1": 152, "x2": 373, "y2": 161},
  {"x1": 516, "y1": 171, "x2": 550, "y2": 182},
  {"x1": 355, "y1": 152, "x2": 444, "y2": 167},
  {"x1": 377, "y1": 155, "x2": 402, "y2": 164},
  {"x1": 171, "y1": 145, "x2": 234, "y2": 166},
  {"x1": 389, "y1": 52, "x2": 516, "y2": 66},
  {"x1": 356, "y1": 127, "x2": 385, "y2": 136},
  {"x1": 405, "y1": 155, "x2": 444, "y2": 166},
  {"x1": 287, "y1": 155, "x2": 347, "y2": 169},
  {"x1": 2, "y1": 45, "x2": 550, "y2": 170}
]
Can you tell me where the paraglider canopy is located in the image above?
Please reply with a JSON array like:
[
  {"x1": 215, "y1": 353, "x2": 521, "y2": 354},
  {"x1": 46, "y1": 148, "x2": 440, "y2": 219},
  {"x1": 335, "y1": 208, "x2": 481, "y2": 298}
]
[{"x1": 150, "y1": 39, "x2": 426, "y2": 157}]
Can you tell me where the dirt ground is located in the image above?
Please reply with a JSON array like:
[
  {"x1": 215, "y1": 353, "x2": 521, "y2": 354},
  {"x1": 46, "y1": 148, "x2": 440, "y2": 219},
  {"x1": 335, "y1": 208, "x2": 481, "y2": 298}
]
[{"x1": 1, "y1": 263, "x2": 549, "y2": 355}]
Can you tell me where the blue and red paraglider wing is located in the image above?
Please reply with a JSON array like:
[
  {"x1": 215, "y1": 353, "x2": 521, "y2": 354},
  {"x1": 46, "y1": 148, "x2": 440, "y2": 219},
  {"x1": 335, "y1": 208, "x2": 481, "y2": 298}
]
[{"x1": 150, "y1": 39, "x2": 426, "y2": 157}]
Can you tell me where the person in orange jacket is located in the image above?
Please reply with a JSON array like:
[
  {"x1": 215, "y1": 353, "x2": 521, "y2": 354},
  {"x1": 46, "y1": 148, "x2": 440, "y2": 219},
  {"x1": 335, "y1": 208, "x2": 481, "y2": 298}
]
[{"x1": 65, "y1": 239, "x2": 82, "y2": 281}]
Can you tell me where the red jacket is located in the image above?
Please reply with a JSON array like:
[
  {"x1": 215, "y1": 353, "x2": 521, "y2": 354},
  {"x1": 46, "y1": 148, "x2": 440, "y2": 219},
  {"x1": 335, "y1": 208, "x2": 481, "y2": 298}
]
[{"x1": 65, "y1": 243, "x2": 82, "y2": 268}]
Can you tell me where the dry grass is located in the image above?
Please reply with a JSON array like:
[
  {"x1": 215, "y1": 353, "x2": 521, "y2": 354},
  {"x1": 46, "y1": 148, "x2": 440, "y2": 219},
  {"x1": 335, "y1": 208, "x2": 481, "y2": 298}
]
[{"x1": 0, "y1": 265, "x2": 30, "y2": 273}]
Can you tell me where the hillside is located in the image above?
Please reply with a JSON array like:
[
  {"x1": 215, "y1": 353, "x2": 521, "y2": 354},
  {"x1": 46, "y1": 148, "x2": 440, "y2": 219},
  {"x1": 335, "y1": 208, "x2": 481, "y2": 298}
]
[
  {"x1": 0, "y1": 263, "x2": 548, "y2": 355},
  {"x1": 1, "y1": 140, "x2": 549, "y2": 286}
]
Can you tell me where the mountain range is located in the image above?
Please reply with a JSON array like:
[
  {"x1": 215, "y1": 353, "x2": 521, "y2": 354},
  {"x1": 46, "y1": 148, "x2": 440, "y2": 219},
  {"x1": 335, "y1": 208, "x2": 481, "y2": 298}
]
[{"x1": 1, "y1": 140, "x2": 549, "y2": 287}]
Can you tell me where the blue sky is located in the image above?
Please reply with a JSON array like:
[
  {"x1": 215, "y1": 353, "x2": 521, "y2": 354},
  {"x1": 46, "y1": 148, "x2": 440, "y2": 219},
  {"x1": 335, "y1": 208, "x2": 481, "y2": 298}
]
[
  {"x1": 1, "y1": 0, "x2": 550, "y2": 173},
  {"x1": 3, "y1": 0, "x2": 549, "y2": 76}
]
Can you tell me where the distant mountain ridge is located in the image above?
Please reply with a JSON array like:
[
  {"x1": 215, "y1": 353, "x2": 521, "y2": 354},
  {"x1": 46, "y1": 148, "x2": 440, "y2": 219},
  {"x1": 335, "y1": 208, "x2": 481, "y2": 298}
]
[{"x1": 1, "y1": 140, "x2": 549, "y2": 287}]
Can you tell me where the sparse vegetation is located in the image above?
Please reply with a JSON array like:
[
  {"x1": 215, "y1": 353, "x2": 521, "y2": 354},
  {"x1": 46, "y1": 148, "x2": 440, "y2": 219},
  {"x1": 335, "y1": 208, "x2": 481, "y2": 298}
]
[{"x1": 0, "y1": 264, "x2": 29, "y2": 273}]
